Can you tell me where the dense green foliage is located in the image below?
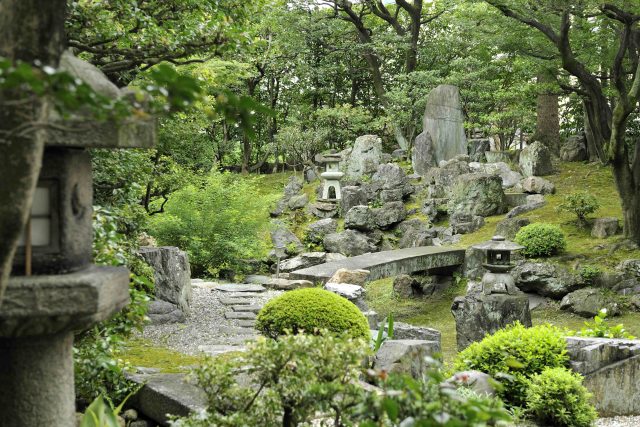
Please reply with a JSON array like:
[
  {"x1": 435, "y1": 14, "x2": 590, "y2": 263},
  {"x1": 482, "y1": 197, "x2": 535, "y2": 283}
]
[
  {"x1": 515, "y1": 223, "x2": 567, "y2": 257},
  {"x1": 527, "y1": 367, "x2": 597, "y2": 427},
  {"x1": 579, "y1": 308, "x2": 636, "y2": 339},
  {"x1": 149, "y1": 171, "x2": 275, "y2": 276},
  {"x1": 172, "y1": 332, "x2": 510, "y2": 427},
  {"x1": 454, "y1": 323, "x2": 569, "y2": 408},
  {"x1": 557, "y1": 192, "x2": 601, "y2": 226},
  {"x1": 256, "y1": 288, "x2": 370, "y2": 340}
]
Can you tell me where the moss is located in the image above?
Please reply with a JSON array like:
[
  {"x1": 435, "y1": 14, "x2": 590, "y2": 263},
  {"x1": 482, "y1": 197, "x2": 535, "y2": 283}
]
[{"x1": 118, "y1": 339, "x2": 204, "y2": 373}]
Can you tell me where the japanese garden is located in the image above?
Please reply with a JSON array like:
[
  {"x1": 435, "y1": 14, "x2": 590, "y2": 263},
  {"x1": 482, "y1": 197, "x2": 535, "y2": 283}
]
[{"x1": 3, "y1": 1, "x2": 640, "y2": 426}]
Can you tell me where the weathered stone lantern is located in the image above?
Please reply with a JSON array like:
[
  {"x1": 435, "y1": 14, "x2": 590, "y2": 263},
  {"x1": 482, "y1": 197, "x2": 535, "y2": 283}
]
[
  {"x1": 472, "y1": 235, "x2": 523, "y2": 295},
  {"x1": 320, "y1": 153, "x2": 344, "y2": 201},
  {"x1": 451, "y1": 235, "x2": 531, "y2": 351},
  {"x1": 0, "y1": 51, "x2": 156, "y2": 426}
]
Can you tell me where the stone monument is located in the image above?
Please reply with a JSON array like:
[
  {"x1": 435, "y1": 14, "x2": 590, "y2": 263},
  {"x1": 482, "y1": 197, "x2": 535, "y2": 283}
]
[
  {"x1": 422, "y1": 84, "x2": 467, "y2": 165},
  {"x1": 0, "y1": 51, "x2": 156, "y2": 426},
  {"x1": 320, "y1": 153, "x2": 344, "y2": 200}
]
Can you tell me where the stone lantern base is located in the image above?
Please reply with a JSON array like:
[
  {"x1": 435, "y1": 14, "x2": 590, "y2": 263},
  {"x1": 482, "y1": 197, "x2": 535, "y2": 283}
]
[{"x1": 0, "y1": 266, "x2": 129, "y2": 427}]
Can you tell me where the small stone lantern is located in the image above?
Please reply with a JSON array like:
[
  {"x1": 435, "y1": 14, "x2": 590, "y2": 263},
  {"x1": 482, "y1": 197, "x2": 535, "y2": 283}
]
[
  {"x1": 472, "y1": 235, "x2": 523, "y2": 295},
  {"x1": 319, "y1": 154, "x2": 344, "y2": 201}
]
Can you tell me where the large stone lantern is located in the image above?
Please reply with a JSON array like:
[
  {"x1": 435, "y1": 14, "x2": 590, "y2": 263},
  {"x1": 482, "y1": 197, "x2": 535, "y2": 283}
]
[
  {"x1": 451, "y1": 235, "x2": 531, "y2": 351},
  {"x1": 0, "y1": 51, "x2": 156, "y2": 427},
  {"x1": 319, "y1": 154, "x2": 344, "y2": 201}
]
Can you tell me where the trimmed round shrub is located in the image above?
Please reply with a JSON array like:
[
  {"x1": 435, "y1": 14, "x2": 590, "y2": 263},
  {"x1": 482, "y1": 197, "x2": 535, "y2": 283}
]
[
  {"x1": 256, "y1": 288, "x2": 370, "y2": 340},
  {"x1": 453, "y1": 323, "x2": 569, "y2": 408},
  {"x1": 515, "y1": 223, "x2": 566, "y2": 257},
  {"x1": 527, "y1": 367, "x2": 597, "y2": 427}
]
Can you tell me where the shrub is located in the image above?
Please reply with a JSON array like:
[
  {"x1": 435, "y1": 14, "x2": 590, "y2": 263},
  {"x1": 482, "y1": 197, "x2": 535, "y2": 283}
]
[
  {"x1": 454, "y1": 323, "x2": 569, "y2": 408},
  {"x1": 256, "y1": 288, "x2": 370, "y2": 340},
  {"x1": 515, "y1": 223, "x2": 566, "y2": 257},
  {"x1": 149, "y1": 171, "x2": 275, "y2": 276},
  {"x1": 578, "y1": 264, "x2": 602, "y2": 285},
  {"x1": 579, "y1": 308, "x2": 635, "y2": 339},
  {"x1": 527, "y1": 367, "x2": 597, "y2": 427},
  {"x1": 557, "y1": 191, "x2": 600, "y2": 226}
]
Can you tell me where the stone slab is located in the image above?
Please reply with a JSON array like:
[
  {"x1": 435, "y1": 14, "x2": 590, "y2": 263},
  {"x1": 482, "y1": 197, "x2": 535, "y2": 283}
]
[
  {"x1": 218, "y1": 326, "x2": 257, "y2": 336},
  {"x1": 232, "y1": 305, "x2": 263, "y2": 313},
  {"x1": 219, "y1": 298, "x2": 253, "y2": 306},
  {"x1": 289, "y1": 246, "x2": 465, "y2": 284},
  {"x1": 197, "y1": 345, "x2": 245, "y2": 356},
  {"x1": 225, "y1": 292, "x2": 263, "y2": 298},
  {"x1": 214, "y1": 284, "x2": 266, "y2": 293},
  {"x1": 224, "y1": 311, "x2": 257, "y2": 320},
  {"x1": 238, "y1": 320, "x2": 257, "y2": 328}
]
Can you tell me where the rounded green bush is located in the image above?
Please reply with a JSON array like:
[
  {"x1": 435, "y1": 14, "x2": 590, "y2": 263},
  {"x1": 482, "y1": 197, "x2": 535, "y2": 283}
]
[
  {"x1": 527, "y1": 367, "x2": 597, "y2": 427},
  {"x1": 454, "y1": 323, "x2": 569, "y2": 408},
  {"x1": 256, "y1": 288, "x2": 370, "y2": 340},
  {"x1": 515, "y1": 223, "x2": 566, "y2": 257}
]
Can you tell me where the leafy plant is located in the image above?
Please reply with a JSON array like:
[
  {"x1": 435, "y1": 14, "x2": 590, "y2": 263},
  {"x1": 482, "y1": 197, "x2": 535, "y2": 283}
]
[
  {"x1": 256, "y1": 288, "x2": 370, "y2": 340},
  {"x1": 578, "y1": 265, "x2": 602, "y2": 285},
  {"x1": 515, "y1": 223, "x2": 567, "y2": 257},
  {"x1": 454, "y1": 322, "x2": 569, "y2": 408},
  {"x1": 579, "y1": 308, "x2": 635, "y2": 339},
  {"x1": 557, "y1": 191, "x2": 600, "y2": 226},
  {"x1": 527, "y1": 367, "x2": 597, "y2": 427},
  {"x1": 80, "y1": 394, "x2": 133, "y2": 427},
  {"x1": 373, "y1": 313, "x2": 394, "y2": 352}
]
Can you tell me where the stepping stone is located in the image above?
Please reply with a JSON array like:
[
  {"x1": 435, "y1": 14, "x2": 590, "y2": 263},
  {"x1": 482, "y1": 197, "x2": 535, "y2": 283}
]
[
  {"x1": 238, "y1": 320, "x2": 257, "y2": 328},
  {"x1": 232, "y1": 305, "x2": 263, "y2": 313},
  {"x1": 244, "y1": 275, "x2": 270, "y2": 285},
  {"x1": 192, "y1": 281, "x2": 217, "y2": 289},
  {"x1": 223, "y1": 335, "x2": 257, "y2": 345},
  {"x1": 214, "y1": 283, "x2": 266, "y2": 293},
  {"x1": 225, "y1": 311, "x2": 257, "y2": 320},
  {"x1": 225, "y1": 292, "x2": 263, "y2": 298},
  {"x1": 197, "y1": 345, "x2": 245, "y2": 356},
  {"x1": 218, "y1": 326, "x2": 256, "y2": 336},
  {"x1": 220, "y1": 298, "x2": 253, "y2": 306},
  {"x1": 191, "y1": 278, "x2": 203, "y2": 283}
]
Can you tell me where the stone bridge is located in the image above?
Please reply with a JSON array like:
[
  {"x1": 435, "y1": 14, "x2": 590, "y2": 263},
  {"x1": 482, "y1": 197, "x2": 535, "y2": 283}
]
[{"x1": 289, "y1": 246, "x2": 465, "y2": 284}]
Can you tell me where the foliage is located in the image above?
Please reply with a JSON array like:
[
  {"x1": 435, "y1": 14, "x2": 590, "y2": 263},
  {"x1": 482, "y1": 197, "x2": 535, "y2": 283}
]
[
  {"x1": 171, "y1": 331, "x2": 371, "y2": 427},
  {"x1": 578, "y1": 265, "x2": 602, "y2": 285},
  {"x1": 579, "y1": 308, "x2": 636, "y2": 339},
  {"x1": 557, "y1": 192, "x2": 601, "y2": 226},
  {"x1": 454, "y1": 323, "x2": 569, "y2": 408},
  {"x1": 526, "y1": 367, "x2": 597, "y2": 427},
  {"x1": 373, "y1": 313, "x2": 394, "y2": 353},
  {"x1": 515, "y1": 223, "x2": 567, "y2": 257},
  {"x1": 79, "y1": 394, "x2": 131, "y2": 427},
  {"x1": 256, "y1": 288, "x2": 370, "y2": 340},
  {"x1": 149, "y1": 171, "x2": 275, "y2": 277}
]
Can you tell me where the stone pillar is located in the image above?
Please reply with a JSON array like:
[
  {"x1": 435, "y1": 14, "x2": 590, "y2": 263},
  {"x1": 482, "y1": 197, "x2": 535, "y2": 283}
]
[{"x1": 0, "y1": 333, "x2": 75, "y2": 427}]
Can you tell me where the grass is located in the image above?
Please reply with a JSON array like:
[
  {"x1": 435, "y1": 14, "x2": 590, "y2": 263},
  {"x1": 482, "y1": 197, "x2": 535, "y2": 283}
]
[{"x1": 118, "y1": 338, "x2": 204, "y2": 373}]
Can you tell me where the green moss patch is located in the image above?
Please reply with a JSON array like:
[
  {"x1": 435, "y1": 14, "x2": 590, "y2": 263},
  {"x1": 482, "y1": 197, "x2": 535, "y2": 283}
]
[{"x1": 118, "y1": 339, "x2": 204, "y2": 373}]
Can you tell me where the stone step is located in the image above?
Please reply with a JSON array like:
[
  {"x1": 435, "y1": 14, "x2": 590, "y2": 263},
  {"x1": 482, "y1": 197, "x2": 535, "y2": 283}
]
[
  {"x1": 220, "y1": 297, "x2": 253, "y2": 306},
  {"x1": 214, "y1": 283, "x2": 266, "y2": 293},
  {"x1": 225, "y1": 311, "x2": 257, "y2": 320},
  {"x1": 225, "y1": 292, "x2": 263, "y2": 298},
  {"x1": 197, "y1": 344, "x2": 245, "y2": 356},
  {"x1": 232, "y1": 305, "x2": 263, "y2": 313},
  {"x1": 223, "y1": 334, "x2": 258, "y2": 345},
  {"x1": 238, "y1": 319, "x2": 257, "y2": 328},
  {"x1": 218, "y1": 326, "x2": 257, "y2": 336}
]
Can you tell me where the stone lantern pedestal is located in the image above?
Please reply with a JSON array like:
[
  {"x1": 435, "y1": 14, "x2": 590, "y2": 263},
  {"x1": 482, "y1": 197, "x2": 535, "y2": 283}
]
[{"x1": 452, "y1": 236, "x2": 531, "y2": 351}]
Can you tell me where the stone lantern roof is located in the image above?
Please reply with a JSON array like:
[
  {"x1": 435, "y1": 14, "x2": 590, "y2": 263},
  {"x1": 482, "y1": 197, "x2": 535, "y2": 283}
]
[
  {"x1": 472, "y1": 235, "x2": 524, "y2": 251},
  {"x1": 319, "y1": 153, "x2": 342, "y2": 163}
]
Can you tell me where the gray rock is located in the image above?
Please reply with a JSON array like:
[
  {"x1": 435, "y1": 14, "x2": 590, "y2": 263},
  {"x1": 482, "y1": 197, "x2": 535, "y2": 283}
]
[
  {"x1": 279, "y1": 252, "x2": 328, "y2": 272},
  {"x1": 469, "y1": 161, "x2": 522, "y2": 189},
  {"x1": 398, "y1": 222, "x2": 434, "y2": 249},
  {"x1": 591, "y1": 217, "x2": 619, "y2": 238},
  {"x1": 521, "y1": 176, "x2": 555, "y2": 194},
  {"x1": 412, "y1": 131, "x2": 436, "y2": 176},
  {"x1": 467, "y1": 138, "x2": 491, "y2": 162},
  {"x1": 452, "y1": 293, "x2": 531, "y2": 350},
  {"x1": 392, "y1": 148, "x2": 407, "y2": 159},
  {"x1": 139, "y1": 246, "x2": 192, "y2": 315},
  {"x1": 344, "y1": 205, "x2": 376, "y2": 231},
  {"x1": 328, "y1": 268, "x2": 371, "y2": 286},
  {"x1": 147, "y1": 300, "x2": 185, "y2": 324},
  {"x1": 423, "y1": 85, "x2": 467, "y2": 164},
  {"x1": 363, "y1": 310, "x2": 380, "y2": 329},
  {"x1": 341, "y1": 186, "x2": 368, "y2": 217},
  {"x1": 265, "y1": 278, "x2": 313, "y2": 290},
  {"x1": 463, "y1": 247, "x2": 485, "y2": 280},
  {"x1": 270, "y1": 220, "x2": 304, "y2": 255},
  {"x1": 495, "y1": 217, "x2": 531, "y2": 240},
  {"x1": 505, "y1": 200, "x2": 546, "y2": 218},
  {"x1": 512, "y1": 262, "x2": 579, "y2": 299},
  {"x1": 447, "y1": 371, "x2": 496, "y2": 397},
  {"x1": 306, "y1": 218, "x2": 338, "y2": 243},
  {"x1": 224, "y1": 311, "x2": 257, "y2": 320},
  {"x1": 304, "y1": 165, "x2": 319, "y2": 183},
  {"x1": 388, "y1": 322, "x2": 441, "y2": 343},
  {"x1": 283, "y1": 175, "x2": 304, "y2": 199},
  {"x1": 560, "y1": 134, "x2": 587, "y2": 162},
  {"x1": 560, "y1": 287, "x2": 620, "y2": 317},
  {"x1": 425, "y1": 157, "x2": 471, "y2": 193},
  {"x1": 421, "y1": 198, "x2": 444, "y2": 222},
  {"x1": 380, "y1": 188, "x2": 404, "y2": 203},
  {"x1": 372, "y1": 163, "x2": 409, "y2": 191},
  {"x1": 393, "y1": 274, "x2": 419, "y2": 298},
  {"x1": 324, "y1": 282, "x2": 365, "y2": 301},
  {"x1": 323, "y1": 230, "x2": 377, "y2": 257},
  {"x1": 448, "y1": 173, "x2": 506, "y2": 217},
  {"x1": 519, "y1": 141, "x2": 553, "y2": 177},
  {"x1": 450, "y1": 212, "x2": 485, "y2": 235},
  {"x1": 374, "y1": 339, "x2": 441, "y2": 378},
  {"x1": 344, "y1": 135, "x2": 383, "y2": 181},
  {"x1": 307, "y1": 201, "x2": 339, "y2": 219},
  {"x1": 213, "y1": 283, "x2": 266, "y2": 292},
  {"x1": 373, "y1": 201, "x2": 407, "y2": 229},
  {"x1": 617, "y1": 259, "x2": 640, "y2": 279},
  {"x1": 287, "y1": 193, "x2": 309, "y2": 210}
]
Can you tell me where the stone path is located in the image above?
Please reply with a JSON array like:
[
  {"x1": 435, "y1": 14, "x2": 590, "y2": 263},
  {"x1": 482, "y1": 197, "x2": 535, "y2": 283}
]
[{"x1": 289, "y1": 246, "x2": 465, "y2": 284}]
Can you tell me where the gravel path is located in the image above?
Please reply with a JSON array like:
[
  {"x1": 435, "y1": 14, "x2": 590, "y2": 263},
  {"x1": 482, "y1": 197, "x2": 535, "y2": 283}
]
[
  {"x1": 139, "y1": 281, "x2": 282, "y2": 355},
  {"x1": 596, "y1": 416, "x2": 640, "y2": 426}
]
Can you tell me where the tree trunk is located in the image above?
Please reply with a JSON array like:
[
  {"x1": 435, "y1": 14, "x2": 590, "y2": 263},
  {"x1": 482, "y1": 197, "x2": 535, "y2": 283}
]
[
  {"x1": 0, "y1": 0, "x2": 67, "y2": 301},
  {"x1": 534, "y1": 71, "x2": 561, "y2": 155}
]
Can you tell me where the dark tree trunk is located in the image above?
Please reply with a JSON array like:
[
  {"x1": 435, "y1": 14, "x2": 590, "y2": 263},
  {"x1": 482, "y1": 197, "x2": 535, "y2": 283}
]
[{"x1": 534, "y1": 71, "x2": 561, "y2": 155}]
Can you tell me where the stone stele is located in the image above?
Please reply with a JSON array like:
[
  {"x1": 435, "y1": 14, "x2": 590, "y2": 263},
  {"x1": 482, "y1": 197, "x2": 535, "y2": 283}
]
[{"x1": 422, "y1": 85, "x2": 467, "y2": 165}]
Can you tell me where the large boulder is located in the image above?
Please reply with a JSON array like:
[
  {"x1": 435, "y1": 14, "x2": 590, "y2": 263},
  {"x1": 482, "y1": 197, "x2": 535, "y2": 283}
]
[
  {"x1": 270, "y1": 220, "x2": 304, "y2": 256},
  {"x1": 344, "y1": 135, "x2": 383, "y2": 181},
  {"x1": 467, "y1": 138, "x2": 491, "y2": 162},
  {"x1": 287, "y1": 193, "x2": 309, "y2": 210},
  {"x1": 373, "y1": 201, "x2": 407, "y2": 229},
  {"x1": 328, "y1": 268, "x2": 370, "y2": 286},
  {"x1": 520, "y1": 176, "x2": 555, "y2": 194},
  {"x1": 495, "y1": 217, "x2": 530, "y2": 240},
  {"x1": 344, "y1": 205, "x2": 376, "y2": 231},
  {"x1": 324, "y1": 282, "x2": 366, "y2": 309},
  {"x1": 469, "y1": 161, "x2": 522, "y2": 189},
  {"x1": 422, "y1": 85, "x2": 467, "y2": 164},
  {"x1": 393, "y1": 274, "x2": 420, "y2": 298},
  {"x1": 147, "y1": 300, "x2": 186, "y2": 324},
  {"x1": 341, "y1": 186, "x2": 368, "y2": 217},
  {"x1": 374, "y1": 339, "x2": 441, "y2": 379},
  {"x1": 560, "y1": 287, "x2": 620, "y2": 318},
  {"x1": 519, "y1": 141, "x2": 553, "y2": 177},
  {"x1": 139, "y1": 246, "x2": 192, "y2": 315},
  {"x1": 560, "y1": 134, "x2": 587, "y2": 162},
  {"x1": 306, "y1": 218, "x2": 338, "y2": 243},
  {"x1": 412, "y1": 131, "x2": 436, "y2": 176},
  {"x1": 512, "y1": 262, "x2": 579, "y2": 299},
  {"x1": 450, "y1": 212, "x2": 485, "y2": 235},
  {"x1": 323, "y1": 230, "x2": 377, "y2": 257},
  {"x1": 278, "y1": 252, "x2": 328, "y2": 273},
  {"x1": 398, "y1": 220, "x2": 435, "y2": 249},
  {"x1": 388, "y1": 322, "x2": 441, "y2": 343},
  {"x1": 448, "y1": 173, "x2": 506, "y2": 217},
  {"x1": 372, "y1": 163, "x2": 409, "y2": 191},
  {"x1": 505, "y1": 199, "x2": 546, "y2": 218},
  {"x1": 591, "y1": 217, "x2": 619, "y2": 238}
]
